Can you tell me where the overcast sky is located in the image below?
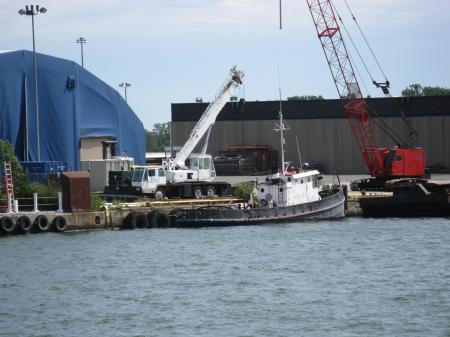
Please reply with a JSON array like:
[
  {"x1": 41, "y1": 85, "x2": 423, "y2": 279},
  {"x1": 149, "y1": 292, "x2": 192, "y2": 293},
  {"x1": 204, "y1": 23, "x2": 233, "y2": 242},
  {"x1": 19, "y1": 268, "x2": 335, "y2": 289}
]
[{"x1": 3, "y1": 0, "x2": 450, "y2": 129}]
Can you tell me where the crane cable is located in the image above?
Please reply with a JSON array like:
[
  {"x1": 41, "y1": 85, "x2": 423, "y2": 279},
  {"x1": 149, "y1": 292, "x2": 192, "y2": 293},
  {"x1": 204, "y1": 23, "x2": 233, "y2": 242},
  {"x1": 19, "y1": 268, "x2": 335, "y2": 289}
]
[
  {"x1": 331, "y1": 2, "x2": 376, "y2": 88},
  {"x1": 343, "y1": 0, "x2": 389, "y2": 83},
  {"x1": 366, "y1": 104, "x2": 410, "y2": 147},
  {"x1": 331, "y1": 2, "x2": 407, "y2": 146}
]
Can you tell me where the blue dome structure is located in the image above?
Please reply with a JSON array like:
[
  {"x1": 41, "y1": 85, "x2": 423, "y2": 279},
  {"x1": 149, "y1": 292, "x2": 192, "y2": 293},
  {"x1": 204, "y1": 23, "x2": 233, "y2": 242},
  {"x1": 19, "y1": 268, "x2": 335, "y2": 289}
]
[{"x1": 0, "y1": 50, "x2": 145, "y2": 168}]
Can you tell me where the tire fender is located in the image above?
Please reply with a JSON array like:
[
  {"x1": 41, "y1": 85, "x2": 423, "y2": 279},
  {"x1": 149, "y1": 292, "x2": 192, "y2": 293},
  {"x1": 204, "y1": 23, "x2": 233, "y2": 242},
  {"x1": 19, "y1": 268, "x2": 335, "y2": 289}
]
[
  {"x1": 52, "y1": 216, "x2": 67, "y2": 232},
  {"x1": 35, "y1": 215, "x2": 50, "y2": 232},
  {"x1": 1, "y1": 217, "x2": 16, "y2": 233},
  {"x1": 151, "y1": 210, "x2": 171, "y2": 228},
  {"x1": 134, "y1": 211, "x2": 149, "y2": 228},
  {"x1": 17, "y1": 215, "x2": 32, "y2": 233}
]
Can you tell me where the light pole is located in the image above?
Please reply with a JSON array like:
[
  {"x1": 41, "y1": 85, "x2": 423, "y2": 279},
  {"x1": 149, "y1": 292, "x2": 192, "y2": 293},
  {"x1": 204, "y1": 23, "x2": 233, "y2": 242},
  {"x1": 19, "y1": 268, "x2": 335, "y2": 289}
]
[
  {"x1": 76, "y1": 37, "x2": 87, "y2": 68},
  {"x1": 18, "y1": 5, "x2": 47, "y2": 162},
  {"x1": 119, "y1": 82, "x2": 131, "y2": 102}
]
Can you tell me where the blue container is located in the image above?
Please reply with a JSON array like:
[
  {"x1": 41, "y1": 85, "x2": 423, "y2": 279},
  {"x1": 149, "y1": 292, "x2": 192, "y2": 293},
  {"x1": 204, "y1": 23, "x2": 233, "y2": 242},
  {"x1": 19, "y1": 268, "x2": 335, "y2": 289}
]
[{"x1": 21, "y1": 161, "x2": 73, "y2": 183}]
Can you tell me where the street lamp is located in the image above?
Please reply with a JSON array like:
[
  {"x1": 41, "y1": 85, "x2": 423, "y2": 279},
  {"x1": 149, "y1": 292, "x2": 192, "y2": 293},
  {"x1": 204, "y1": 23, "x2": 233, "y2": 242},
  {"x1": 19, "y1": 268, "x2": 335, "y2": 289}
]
[
  {"x1": 119, "y1": 82, "x2": 131, "y2": 102},
  {"x1": 18, "y1": 5, "x2": 47, "y2": 162},
  {"x1": 76, "y1": 37, "x2": 87, "y2": 68}
]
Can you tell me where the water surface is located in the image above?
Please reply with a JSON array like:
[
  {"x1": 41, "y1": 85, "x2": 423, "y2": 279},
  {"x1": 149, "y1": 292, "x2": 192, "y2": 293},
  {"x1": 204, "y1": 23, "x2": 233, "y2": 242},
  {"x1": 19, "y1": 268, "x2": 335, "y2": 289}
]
[{"x1": 1, "y1": 218, "x2": 449, "y2": 336}]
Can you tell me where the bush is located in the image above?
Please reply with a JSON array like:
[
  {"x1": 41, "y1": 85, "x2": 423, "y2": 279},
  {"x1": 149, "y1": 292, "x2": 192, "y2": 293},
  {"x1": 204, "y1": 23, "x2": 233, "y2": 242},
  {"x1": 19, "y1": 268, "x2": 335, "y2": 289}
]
[
  {"x1": 27, "y1": 181, "x2": 59, "y2": 199},
  {"x1": 91, "y1": 193, "x2": 103, "y2": 211},
  {"x1": 234, "y1": 182, "x2": 257, "y2": 201}
]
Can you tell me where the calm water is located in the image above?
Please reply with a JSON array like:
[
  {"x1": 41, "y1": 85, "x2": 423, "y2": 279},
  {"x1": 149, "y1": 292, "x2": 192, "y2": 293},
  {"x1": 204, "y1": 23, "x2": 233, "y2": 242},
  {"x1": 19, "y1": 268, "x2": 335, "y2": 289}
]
[{"x1": 0, "y1": 218, "x2": 449, "y2": 337}]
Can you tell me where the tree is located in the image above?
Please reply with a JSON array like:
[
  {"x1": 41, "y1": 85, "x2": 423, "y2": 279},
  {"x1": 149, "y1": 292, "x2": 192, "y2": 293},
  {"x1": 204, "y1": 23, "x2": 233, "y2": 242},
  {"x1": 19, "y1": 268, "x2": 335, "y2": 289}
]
[
  {"x1": 287, "y1": 95, "x2": 324, "y2": 101},
  {"x1": 422, "y1": 86, "x2": 450, "y2": 96},
  {"x1": 402, "y1": 83, "x2": 423, "y2": 96},
  {"x1": 402, "y1": 84, "x2": 450, "y2": 96},
  {"x1": 0, "y1": 139, "x2": 28, "y2": 196},
  {"x1": 146, "y1": 122, "x2": 170, "y2": 152}
]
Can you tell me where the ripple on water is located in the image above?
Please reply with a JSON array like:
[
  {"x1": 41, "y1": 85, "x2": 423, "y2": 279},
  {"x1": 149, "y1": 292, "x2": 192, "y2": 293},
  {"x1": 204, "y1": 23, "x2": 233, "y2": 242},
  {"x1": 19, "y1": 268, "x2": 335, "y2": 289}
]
[{"x1": 0, "y1": 218, "x2": 449, "y2": 337}]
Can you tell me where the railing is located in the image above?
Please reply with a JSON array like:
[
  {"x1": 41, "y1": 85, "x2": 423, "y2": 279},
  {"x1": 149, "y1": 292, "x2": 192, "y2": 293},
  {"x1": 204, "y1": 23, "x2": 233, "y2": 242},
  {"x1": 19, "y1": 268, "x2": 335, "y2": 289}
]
[{"x1": 0, "y1": 192, "x2": 63, "y2": 214}]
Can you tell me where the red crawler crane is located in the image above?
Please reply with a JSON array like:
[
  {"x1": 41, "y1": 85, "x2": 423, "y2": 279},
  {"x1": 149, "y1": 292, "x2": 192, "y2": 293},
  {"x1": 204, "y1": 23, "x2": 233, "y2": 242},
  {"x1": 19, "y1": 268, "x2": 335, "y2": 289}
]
[{"x1": 306, "y1": 0, "x2": 425, "y2": 189}]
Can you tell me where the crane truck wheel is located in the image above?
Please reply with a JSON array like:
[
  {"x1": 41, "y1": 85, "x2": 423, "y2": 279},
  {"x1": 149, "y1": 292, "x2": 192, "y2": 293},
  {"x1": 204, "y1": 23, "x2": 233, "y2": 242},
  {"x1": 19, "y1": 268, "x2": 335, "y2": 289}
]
[
  {"x1": 206, "y1": 186, "x2": 216, "y2": 197},
  {"x1": 154, "y1": 188, "x2": 165, "y2": 201},
  {"x1": 194, "y1": 187, "x2": 203, "y2": 198}
]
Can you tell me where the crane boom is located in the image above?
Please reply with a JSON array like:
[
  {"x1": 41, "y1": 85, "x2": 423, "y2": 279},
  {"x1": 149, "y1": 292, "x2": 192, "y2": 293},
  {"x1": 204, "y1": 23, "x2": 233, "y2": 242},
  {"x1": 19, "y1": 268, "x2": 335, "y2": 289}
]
[
  {"x1": 306, "y1": 0, "x2": 381, "y2": 173},
  {"x1": 306, "y1": 0, "x2": 425, "y2": 179},
  {"x1": 170, "y1": 66, "x2": 244, "y2": 169}
]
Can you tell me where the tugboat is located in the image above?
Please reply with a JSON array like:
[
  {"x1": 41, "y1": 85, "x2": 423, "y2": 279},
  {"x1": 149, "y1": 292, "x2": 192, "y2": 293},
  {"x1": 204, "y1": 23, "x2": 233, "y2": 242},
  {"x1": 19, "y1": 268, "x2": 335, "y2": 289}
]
[{"x1": 170, "y1": 110, "x2": 346, "y2": 227}]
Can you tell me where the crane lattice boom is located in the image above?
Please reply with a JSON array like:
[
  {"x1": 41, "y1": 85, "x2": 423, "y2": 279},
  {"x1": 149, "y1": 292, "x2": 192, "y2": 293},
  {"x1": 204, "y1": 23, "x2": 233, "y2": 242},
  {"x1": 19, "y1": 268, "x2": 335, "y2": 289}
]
[{"x1": 306, "y1": 0, "x2": 381, "y2": 172}]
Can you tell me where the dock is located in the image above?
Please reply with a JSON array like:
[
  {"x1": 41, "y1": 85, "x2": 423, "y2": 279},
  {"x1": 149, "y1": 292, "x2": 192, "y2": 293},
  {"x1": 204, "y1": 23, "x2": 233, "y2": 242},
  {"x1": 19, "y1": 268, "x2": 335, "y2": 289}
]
[{"x1": 0, "y1": 192, "x2": 385, "y2": 235}]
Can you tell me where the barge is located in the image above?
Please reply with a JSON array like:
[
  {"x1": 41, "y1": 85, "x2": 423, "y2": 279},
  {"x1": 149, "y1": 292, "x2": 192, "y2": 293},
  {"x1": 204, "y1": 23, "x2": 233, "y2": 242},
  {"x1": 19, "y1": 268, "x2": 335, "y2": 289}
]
[{"x1": 359, "y1": 178, "x2": 450, "y2": 217}]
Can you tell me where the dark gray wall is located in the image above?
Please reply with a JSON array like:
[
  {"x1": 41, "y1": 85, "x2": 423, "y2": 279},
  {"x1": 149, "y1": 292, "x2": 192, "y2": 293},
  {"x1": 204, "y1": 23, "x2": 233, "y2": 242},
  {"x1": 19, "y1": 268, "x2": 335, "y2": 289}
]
[{"x1": 171, "y1": 97, "x2": 450, "y2": 174}]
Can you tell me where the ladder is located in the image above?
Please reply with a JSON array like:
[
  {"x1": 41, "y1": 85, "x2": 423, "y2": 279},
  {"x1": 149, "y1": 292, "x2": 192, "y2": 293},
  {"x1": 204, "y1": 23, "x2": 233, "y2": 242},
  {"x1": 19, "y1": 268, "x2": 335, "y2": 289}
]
[{"x1": 3, "y1": 162, "x2": 14, "y2": 212}]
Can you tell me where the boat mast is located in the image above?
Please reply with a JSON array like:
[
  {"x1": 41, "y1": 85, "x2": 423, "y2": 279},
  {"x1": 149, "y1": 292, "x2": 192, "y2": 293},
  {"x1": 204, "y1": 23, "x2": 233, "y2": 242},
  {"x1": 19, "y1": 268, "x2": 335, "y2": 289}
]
[
  {"x1": 275, "y1": 93, "x2": 289, "y2": 175},
  {"x1": 279, "y1": 108, "x2": 286, "y2": 174},
  {"x1": 275, "y1": 56, "x2": 289, "y2": 174}
]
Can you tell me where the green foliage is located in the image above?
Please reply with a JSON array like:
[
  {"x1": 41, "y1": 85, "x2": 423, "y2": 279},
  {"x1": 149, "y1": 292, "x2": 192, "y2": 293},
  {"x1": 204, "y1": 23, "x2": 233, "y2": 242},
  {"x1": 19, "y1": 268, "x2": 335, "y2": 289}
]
[
  {"x1": 402, "y1": 83, "x2": 423, "y2": 96},
  {"x1": 90, "y1": 193, "x2": 104, "y2": 211},
  {"x1": 112, "y1": 199, "x2": 122, "y2": 207},
  {"x1": 287, "y1": 95, "x2": 324, "y2": 101},
  {"x1": 422, "y1": 86, "x2": 450, "y2": 96},
  {"x1": 0, "y1": 139, "x2": 28, "y2": 196},
  {"x1": 146, "y1": 122, "x2": 170, "y2": 152},
  {"x1": 0, "y1": 139, "x2": 61, "y2": 199},
  {"x1": 111, "y1": 198, "x2": 123, "y2": 212},
  {"x1": 27, "y1": 181, "x2": 58, "y2": 199},
  {"x1": 234, "y1": 182, "x2": 256, "y2": 200},
  {"x1": 402, "y1": 84, "x2": 450, "y2": 97}
]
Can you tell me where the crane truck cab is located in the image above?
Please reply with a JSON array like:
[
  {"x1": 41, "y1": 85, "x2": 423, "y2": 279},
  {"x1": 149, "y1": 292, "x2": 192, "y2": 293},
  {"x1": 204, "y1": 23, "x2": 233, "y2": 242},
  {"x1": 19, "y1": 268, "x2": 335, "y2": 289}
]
[
  {"x1": 164, "y1": 153, "x2": 216, "y2": 183},
  {"x1": 131, "y1": 165, "x2": 167, "y2": 198}
]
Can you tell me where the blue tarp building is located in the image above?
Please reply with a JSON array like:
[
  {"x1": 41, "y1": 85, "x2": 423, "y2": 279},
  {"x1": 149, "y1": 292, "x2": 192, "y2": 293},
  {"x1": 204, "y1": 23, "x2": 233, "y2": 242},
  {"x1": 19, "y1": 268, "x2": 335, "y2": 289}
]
[{"x1": 0, "y1": 50, "x2": 145, "y2": 168}]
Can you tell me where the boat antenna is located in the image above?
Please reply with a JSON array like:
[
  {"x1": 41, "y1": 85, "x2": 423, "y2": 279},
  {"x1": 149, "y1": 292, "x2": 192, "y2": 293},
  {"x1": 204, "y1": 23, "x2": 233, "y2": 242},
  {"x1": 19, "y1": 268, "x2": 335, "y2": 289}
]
[{"x1": 295, "y1": 134, "x2": 303, "y2": 172}]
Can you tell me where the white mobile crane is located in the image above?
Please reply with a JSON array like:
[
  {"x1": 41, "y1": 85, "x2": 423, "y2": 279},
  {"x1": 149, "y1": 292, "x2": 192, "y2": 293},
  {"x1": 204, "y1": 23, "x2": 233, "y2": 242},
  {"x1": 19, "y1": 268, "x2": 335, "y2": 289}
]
[{"x1": 130, "y1": 66, "x2": 244, "y2": 199}]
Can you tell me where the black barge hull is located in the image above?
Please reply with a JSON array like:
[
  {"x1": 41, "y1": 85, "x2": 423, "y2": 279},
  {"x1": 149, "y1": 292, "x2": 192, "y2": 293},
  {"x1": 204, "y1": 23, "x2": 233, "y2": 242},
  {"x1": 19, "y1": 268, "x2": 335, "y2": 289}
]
[
  {"x1": 360, "y1": 193, "x2": 450, "y2": 217},
  {"x1": 170, "y1": 188, "x2": 345, "y2": 227}
]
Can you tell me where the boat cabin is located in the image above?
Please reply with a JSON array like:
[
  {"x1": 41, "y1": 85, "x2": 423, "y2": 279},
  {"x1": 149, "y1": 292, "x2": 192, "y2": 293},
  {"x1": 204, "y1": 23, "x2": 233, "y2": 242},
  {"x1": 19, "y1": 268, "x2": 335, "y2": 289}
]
[{"x1": 257, "y1": 170, "x2": 322, "y2": 207}]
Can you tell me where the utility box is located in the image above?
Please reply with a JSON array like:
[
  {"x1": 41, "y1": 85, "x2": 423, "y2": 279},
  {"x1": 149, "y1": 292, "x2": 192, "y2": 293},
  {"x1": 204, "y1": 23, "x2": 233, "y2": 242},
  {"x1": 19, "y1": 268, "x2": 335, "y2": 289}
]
[
  {"x1": 80, "y1": 158, "x2": 134, "y2": 192},
  {"x1": 61, "y1": 172, "x2": 91, "y2": 212}
]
